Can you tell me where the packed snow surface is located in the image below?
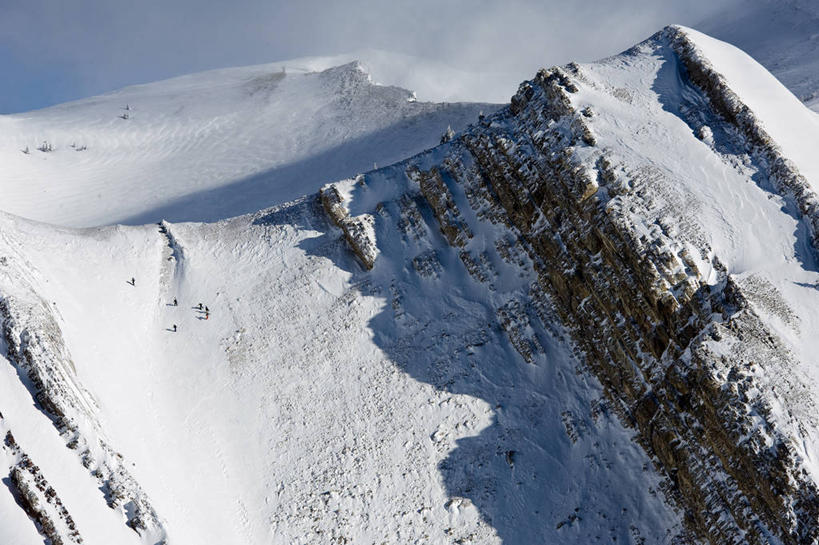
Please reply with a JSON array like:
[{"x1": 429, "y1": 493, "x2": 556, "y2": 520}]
[{"x1": 0, "y1": 59, "x2": 494, "y2": 227}]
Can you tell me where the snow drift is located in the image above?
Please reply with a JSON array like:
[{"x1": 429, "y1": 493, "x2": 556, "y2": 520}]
[{"x1": 0, "y1": 59, "x2": 496, "y2": 227}]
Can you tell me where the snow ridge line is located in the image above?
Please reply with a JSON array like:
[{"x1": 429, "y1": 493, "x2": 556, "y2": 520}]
[
  {"x1": 484, "y1": 63, "x2": 819, "y2": 544},
  {"x1": 0, "y1": 280, "x2": 168, "y2": 543},
  {"x1": 665, "y1": 25, "x2": 819, "y2": 260},
  {"x1": 1, "y1": 413, "x2": 84, "y2": 544}
]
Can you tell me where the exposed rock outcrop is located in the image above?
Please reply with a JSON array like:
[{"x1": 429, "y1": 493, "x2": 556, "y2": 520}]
[
  {"x1": 2, "y1": 421, "x2": 82, "y2": 544},
  {"x1": 322, "y1": 26, "x2": 819, "y2": 545},
  {"x1": 320, "y1": 180, "x2": 378, "y2": 269}
]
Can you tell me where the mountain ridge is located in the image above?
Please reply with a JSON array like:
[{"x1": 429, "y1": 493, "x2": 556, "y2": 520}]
[{"x1": 321, "y1": 24, "x2": 819, "y2": 543}]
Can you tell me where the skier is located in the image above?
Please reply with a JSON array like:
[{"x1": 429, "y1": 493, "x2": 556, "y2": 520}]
[
  {"x1": 204, "y1": 306, "x2": 209, "y2": 313},
  {"x1": 129, "y1": 277, "x2": 135, "y2": 286},
  {"x1": 198, "y1": 302, "x2": 203, "y2": 311},
  {"x1": 172, "y1": 324, "x2": 177, "y2": 332},
  {"x1": 173, "y1": 297, "x2": 178, "y2": 306},
  {"x1": 205, "y1": 312, "x2": 209, "y2": 320}
]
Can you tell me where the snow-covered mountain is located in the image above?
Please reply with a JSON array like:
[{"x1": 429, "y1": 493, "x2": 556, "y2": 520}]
[
  {"x1": 2, "y1": 21, "x2": 819, "y2": 545},
  {"x1": 0, "y1": 59, "x2": 495, "y2": 227}
]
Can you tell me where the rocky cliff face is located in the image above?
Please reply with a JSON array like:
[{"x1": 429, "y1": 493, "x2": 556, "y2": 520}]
[{"x1": 323, "y1": 25, "x2": 819, "y2": 544}]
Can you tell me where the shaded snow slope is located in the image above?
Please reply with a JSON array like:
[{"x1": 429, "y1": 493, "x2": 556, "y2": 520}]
[
  {"x1": 0, "y1": 201, "x2": 685, "y2": 544},
  {"x1": 0, "y1": 60, "x2": 496, "y2": 227}
]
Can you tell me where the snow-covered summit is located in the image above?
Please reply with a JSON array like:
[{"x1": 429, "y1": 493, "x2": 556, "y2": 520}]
[
  {"x1": 0, "y1": 58, "x2": 496, "y2": 227},
  {"x1": 270, "y1": 49, "x2": 522, "y2": 104}
]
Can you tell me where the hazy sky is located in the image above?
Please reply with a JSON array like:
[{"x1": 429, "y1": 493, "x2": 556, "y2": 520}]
[{"x1": 0, "y1": 0, "x2": 741, "y2": 113}]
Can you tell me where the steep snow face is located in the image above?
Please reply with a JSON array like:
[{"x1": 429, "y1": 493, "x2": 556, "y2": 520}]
[
  {"x1": 0, "y1": 60, "x2": 495, "y2": 227},
  {"x1": 0, "y1": 200, "x2": 685, "y2": 545},
  {"x1": 699, "y1": 0, "x2": 819, "y2": 111}
]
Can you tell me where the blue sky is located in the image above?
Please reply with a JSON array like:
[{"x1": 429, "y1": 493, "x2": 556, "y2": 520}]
[{"x1": 0, "y1": 0, "x2": 739, "y2": 113}]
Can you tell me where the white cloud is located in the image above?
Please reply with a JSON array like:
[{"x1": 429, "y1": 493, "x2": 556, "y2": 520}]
[{"x1": 0, "y1": 0, "x2": 742, "y2": 111}]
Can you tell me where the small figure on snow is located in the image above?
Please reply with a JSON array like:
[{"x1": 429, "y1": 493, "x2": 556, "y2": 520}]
[
  {"x1": 173, "y1": 297, "x2": 178, "y2": 306},
  {"x1": 205, "y1": 312, "x2": 209, "y2": 320},
  {"x1": 204, "y1": 306, "x2": 209, "y2": 313},
  {"x1": 198, "y1": 302, "x2": 203, "y2": 311},
  {"x1": 128, "y1": 277, "x2": 135, "y2": 286},
  {"x1": 172, "y1": 324, "x2": 177, "y2": 332}
]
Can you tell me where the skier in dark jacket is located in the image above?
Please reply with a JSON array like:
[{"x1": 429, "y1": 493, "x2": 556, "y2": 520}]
[
  {"x1": 173, "y1": 298, "x2": 178, "y2": 306},
  {"x1": 172, "y1": 324, "x2": 177, "y2": 332}
]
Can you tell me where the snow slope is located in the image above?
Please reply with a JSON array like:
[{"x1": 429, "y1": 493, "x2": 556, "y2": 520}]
[
  {"x1": 699, "y1": 0, "x2": 819, "y2": 110},
  {"x1": 0, "y1": 60, "x2": 496, "y2": 227},
  {"x1": 0, "y1": 199, "x2": 685, "y2": 544},
  {"x1": 680, "y1": 27, "x2": 819, "y2": 197}
]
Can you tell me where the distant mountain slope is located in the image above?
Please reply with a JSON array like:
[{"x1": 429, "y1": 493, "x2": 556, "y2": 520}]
[
  {"x1": 699, "y1": 0, "x2": 819, "y2": 110},
  {"x1": 0, "y1": 60, "x2": 495, "y2": 227}
]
